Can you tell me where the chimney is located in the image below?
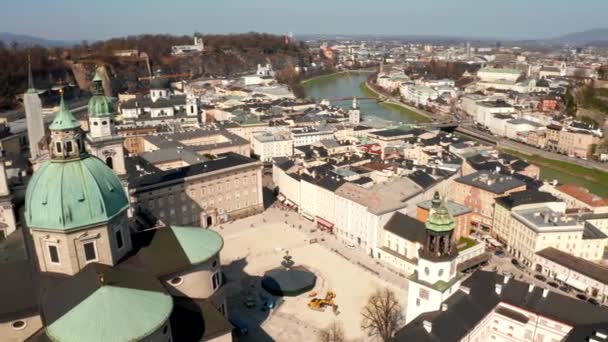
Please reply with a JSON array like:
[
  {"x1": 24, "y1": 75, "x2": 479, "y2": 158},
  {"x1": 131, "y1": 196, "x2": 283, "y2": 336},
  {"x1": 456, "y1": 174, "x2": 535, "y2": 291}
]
[
  {"x1": 441, "y1": 303, "x2": 448, "y2": 311},
  {"x1": 423, "y1": 320, "x2": 433, "y2": 333},
  {"x1": 528, "y1": 284, "x2": 535, "y2": 293},
  {"x1": 542, "y1": 288, "x2": 549, "y2": 298},
  {"x1": 495, "y1": 284, "x2": 503, "y2": 295},
  {"x1": 460, "y1": 285, "x2": 471, "y2": 295},
  {"x1": 503, "y1": 275, "x2": 510, "y2": 284}
]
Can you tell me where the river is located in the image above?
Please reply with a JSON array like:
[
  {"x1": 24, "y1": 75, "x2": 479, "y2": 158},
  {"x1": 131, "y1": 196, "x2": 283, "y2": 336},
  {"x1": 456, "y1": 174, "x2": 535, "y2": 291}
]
[{"x1": 303, "y1": 72, "x2": 426, "y2": 124}]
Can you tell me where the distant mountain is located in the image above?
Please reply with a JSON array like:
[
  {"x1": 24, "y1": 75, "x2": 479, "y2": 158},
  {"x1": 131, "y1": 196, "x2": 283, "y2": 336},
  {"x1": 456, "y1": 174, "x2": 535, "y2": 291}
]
[
  {"x1": 551, "y1": 28, "x2": 608, "y2": 44},
  {"x1": 0, "y1": 32, "x2": 77, "y2": 47}
]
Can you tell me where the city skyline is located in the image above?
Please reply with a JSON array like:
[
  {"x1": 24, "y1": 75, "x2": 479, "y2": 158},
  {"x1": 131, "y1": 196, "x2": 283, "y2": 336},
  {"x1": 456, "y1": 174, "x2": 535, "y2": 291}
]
[{"x1": 1, "y1": 0, "x2": 608, "y2": 41}]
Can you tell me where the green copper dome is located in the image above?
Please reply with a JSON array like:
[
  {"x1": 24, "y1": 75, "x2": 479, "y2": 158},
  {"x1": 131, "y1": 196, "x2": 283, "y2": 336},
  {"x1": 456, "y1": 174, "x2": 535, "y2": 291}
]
[
  {"x1": 88, "y1": 72, "x2": 114, "y2": 118},
  {"x1": 25, "y1": 155, "x2": 129, "y2": 231},
  {"x1": 425, "y1": 201, "x2": 455, "y2": 233},
  {"x1": 49, "y1": 95, "x2": 81, "y2": 131},
  {"x1": 44, "y1": 265, "x2": 173, "y2": 342}
]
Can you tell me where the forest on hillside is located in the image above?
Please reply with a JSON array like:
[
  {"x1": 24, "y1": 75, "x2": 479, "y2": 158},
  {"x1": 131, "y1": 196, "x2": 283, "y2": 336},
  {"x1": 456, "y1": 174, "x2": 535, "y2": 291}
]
[{"x1": 0, "y1": 33, "x2": 314, "y2": 110}]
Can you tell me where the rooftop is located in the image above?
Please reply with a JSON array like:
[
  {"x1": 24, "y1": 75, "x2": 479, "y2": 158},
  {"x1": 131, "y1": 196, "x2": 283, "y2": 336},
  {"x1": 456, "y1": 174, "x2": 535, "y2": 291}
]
[
  {"x1": 418, "y1": 199, "x2": 471, "y2": 216},
  {"x1": 455, "y1": 170, "x2": 526, "y2": 194},
  {"x1": 556, "y1": 184, "x2": 608, "y2": 208},
  {"x1": 536, "y1": 247, "x2": 608, "y2": 284},
  {"x1": 495, "y1": 190, "x2": 560, "y2": 209},
  {"x1": 513, "y1": 207, "x2": 583, "y2": 232},
  {"x1": 336, "y1": 177, "x2": 422, "y2": 215},
  {"x1": 395, "y1": 271, "x2": 608, "y2": 342},
  {"x1": 384, "y1": 212, "x2": 426, "y2": 244}
]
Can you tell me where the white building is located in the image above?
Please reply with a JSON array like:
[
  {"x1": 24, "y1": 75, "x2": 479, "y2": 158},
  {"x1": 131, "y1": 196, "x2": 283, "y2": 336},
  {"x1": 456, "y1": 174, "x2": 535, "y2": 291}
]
[
  {"x1": 400, "y1": 83, "x2": 439, "y2": 106},
  {"x1": 291, "y1": 127, "x2": 335, "y2": 147},
  {"x1": 252, "y1": 130, "x2": 293, "y2": 162},
  {"x1": 477, "y1": 67, "x2": 522, "y2": 83},
  {"x1": 171, "y1": 36, "x2": 204, "y2": 55},
  {"x1": 334, "y1": 178, "x2": 423, "y2": 255}
]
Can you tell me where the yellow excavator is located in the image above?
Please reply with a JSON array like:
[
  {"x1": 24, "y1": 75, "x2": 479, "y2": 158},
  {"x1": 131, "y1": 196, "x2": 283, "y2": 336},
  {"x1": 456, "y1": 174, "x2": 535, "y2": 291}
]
[{"x1": 308, "y1": 291, "x2": 339, "y2": 315}]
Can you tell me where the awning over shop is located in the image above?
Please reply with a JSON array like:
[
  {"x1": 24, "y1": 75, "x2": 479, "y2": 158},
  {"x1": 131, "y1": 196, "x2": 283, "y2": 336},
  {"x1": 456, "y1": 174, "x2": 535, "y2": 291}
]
[
  {"x1": 564, "y1": 277, "x2": 588, "y2": 292},
  {"x1": 301, "y1": 212, "x2": 314, "y2": 221},
  {"x1": 457, "y1": 252, "x2": 492, "y2": 272},
  {"x1": 484, "y1": 237, "x2": 503, "y2": 248},
  {"x1": 316, "y1": 216, "x2": 334, "y2": 229},
  {"x1": 285, "y1": 199, "x2": 296, "y2": 207}
]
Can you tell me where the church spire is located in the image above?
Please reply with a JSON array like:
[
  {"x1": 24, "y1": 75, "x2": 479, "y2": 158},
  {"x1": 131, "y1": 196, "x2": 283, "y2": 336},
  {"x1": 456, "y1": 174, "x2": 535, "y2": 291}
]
[{"x1": 27, "y1": 54, "x2": 36, "y2": 93}]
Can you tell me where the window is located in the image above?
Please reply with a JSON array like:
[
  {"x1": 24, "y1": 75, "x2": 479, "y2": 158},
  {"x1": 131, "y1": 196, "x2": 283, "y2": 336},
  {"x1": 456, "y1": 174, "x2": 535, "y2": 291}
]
[
  {"x1": 48, "y1": 245, "x2": 60, "y2": 264},
  {"x1": 56, "y1": 142, "x2": 62, "y2": 153},
  {"x1": 212, "y1": 272, "x2": 221, "y2": 290},
  {"x1": 212, "y1": 260, "x2": 218, "y2": 268},
  {"x1": 115, "y1": 229, "x2": 124, "y2": 249},
  {"x1": 66, "y1": 141, "x2": 73, "y2": 153},
  {"x1": 219, "y1": 302, "x2": 226, "y2": 316},
  {"x1": 84, "y1": 242, "x2": 97, "y2": 262}
]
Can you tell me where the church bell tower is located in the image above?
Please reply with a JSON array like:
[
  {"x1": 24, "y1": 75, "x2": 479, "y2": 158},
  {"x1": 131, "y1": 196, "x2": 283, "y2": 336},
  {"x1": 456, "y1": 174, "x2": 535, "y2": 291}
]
[
  {"x1": 85, "y1": 71, "x2": 126, "y2": 178},
  {"x1": 405, "y1": 192, "x2": 462, "y2": 324}
]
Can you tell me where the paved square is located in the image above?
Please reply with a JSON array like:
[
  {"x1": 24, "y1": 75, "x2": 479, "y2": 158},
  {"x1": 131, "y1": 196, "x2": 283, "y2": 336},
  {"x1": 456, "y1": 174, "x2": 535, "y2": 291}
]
[{"x1": 215, "y1": 208, "x2": 407, "y2": 341}]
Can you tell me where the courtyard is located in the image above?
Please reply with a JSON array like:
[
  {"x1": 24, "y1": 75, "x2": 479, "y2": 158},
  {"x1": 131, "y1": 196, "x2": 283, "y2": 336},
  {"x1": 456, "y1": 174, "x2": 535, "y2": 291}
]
[{"x1": 213, "y1": 208, "x2": 407, "y2": 342}]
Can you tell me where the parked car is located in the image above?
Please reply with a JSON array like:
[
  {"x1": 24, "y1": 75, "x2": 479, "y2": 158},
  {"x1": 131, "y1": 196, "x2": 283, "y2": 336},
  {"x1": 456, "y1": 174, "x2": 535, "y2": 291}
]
[
  {"x1": 587, "y1": 298, "x2": 600, "y2": 306},
  {"x1": 534, "y1": 274, "x2": 547, "y2": 282},
  {"x1": 559, "y1": 286, "x2": 571, "y2": 293},
  {"x1": 494, "y1": 250, "x2": 505, "y2": 257},
  {"x1": 548, "y1": 281, "x2": 559, "y2": 288},
  {"x1": 230, "y1": 316, "x2": 249, "y2": 336},
  {"x1": 576, "y1": 294, "x2": 588, "y2": 301}
]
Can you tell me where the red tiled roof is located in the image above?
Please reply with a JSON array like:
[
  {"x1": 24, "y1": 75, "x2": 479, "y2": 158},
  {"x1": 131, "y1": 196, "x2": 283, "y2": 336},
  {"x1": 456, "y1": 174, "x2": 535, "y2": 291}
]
[{"x1": 557, "y1": 184, "x2": 608, "y2": 207}]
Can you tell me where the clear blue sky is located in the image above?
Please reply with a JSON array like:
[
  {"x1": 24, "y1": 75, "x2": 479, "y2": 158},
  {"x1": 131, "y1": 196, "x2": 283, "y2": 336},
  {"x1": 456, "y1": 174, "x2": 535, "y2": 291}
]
[{"x1": 2, "y1": 0, "x2": 607, "y2": 40}]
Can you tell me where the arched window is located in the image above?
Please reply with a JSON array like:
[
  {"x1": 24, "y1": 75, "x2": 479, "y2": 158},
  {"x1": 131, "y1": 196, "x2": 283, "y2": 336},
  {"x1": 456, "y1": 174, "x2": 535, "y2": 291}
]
[
  {"x1": 105, "y1": 157, "x2": 114, "y2": 169},
  {"x1": 66, "y1": 141, "x2": 73, "y2": 153},
  {"x1": 102, "y1": 121, "x2": 107, "y2": 125}
]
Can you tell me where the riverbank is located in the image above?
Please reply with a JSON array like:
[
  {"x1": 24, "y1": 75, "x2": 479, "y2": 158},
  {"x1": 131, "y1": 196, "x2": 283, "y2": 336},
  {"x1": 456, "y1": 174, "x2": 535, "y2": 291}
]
[
  {"x1": 500, "y1": 148, "x2": 608, "y2": 197},
  {"x1": 360, "y1": 81, "x2": 433, "y2": 122}
]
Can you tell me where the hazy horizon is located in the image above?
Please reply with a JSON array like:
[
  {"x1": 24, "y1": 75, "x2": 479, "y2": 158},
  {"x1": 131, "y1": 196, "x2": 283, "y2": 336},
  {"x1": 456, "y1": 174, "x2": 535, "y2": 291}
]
[{"x1": 1, "y1": 0, "x2": 607, "y2": 41}]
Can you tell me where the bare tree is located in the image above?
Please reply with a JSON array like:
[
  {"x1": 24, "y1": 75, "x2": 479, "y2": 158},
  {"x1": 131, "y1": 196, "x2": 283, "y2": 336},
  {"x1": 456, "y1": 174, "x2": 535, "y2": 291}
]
[
  {"x1": 318, "y1": 321, "x2": 345, "y2": 342},
  {"x1": 361, "y1": 288, "x2": 404, "y2": 342}
]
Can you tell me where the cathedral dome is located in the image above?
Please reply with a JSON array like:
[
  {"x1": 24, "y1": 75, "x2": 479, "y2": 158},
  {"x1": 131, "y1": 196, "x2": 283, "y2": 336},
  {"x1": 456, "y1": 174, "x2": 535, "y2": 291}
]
[
  {"x1": 43, "y1": 264, "x2": 173, "y2": 342},
  {"x1": 25, "y1": 155, "x2": 129, "y2": 231}
]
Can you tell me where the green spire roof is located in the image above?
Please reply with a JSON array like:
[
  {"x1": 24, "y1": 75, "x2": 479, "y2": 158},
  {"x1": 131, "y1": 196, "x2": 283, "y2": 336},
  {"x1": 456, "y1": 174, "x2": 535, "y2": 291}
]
[
  {"x1": 25, "y1": 155, "x2": 129, "y2": 231},
  {"x1": 88, "y1": 72, "x2": 113, "y2": 118},
  {"x1": 431, "y1": 191, "x2": 441, "y2": 209},
  {"x1": 425, "y1": 200, "x2": 455, "y2": 233},
  {"x1": 49, "y1": 94, "x2": 81, "y2": 131}
]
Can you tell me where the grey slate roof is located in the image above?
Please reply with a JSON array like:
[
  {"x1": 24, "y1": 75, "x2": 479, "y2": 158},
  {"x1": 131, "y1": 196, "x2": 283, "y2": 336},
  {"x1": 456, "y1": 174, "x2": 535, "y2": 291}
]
[
  {"x1": 455, "y1": 170, "x2": 526, "y2": 194},
  {"x1": 394, "y1": 271, "x2": 608, "y2": 342},
  {"x1": 384, "y1": 212, "x2": 426, "y2": 243}
]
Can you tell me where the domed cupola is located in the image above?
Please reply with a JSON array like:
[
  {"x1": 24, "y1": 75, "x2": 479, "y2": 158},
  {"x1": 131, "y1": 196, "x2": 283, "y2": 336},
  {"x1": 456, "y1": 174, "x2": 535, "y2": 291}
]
[
  {"x1": 49, "y1": 91, "x2": 85, "y2": 161},
  {"x1": 87, "y1": 72, "x2": 116, "y2": 139},
  {"x1": 25, "y1": 90, "x2": 129, "y2": 231},
  {"x1": 88, "y1": 72, "x2": 113, "y2": 118}
]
